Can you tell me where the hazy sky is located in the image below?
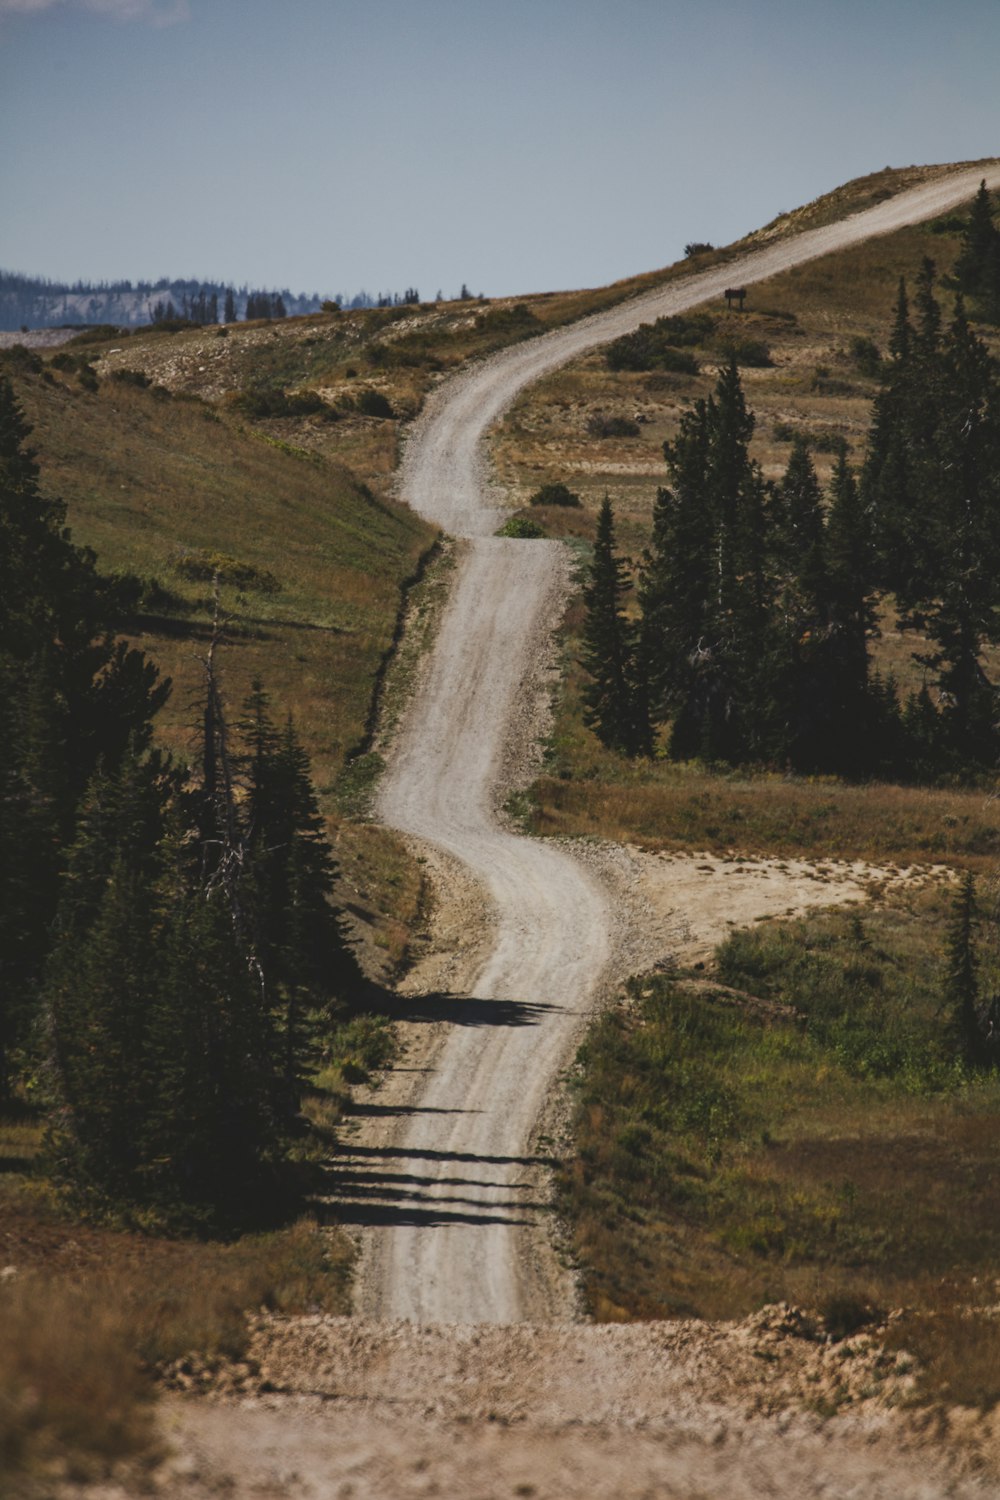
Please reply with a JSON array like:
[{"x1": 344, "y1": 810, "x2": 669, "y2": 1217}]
[{"x1": 1, "y1": 0, "x2": 998, "y2": 299}]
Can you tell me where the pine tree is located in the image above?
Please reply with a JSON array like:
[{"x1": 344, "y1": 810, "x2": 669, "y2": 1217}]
[
  {"x1": 955, "y1": 179, "x2": 1000, "y2": 320},
  {"x1": 0, "y1": 377, "x2": 167, "y2": 1095},
  {"x1": 769, "y1": 440, "x2": 834, "y2": 769},
  {"x1": 944, "y1": 871, "x2": 987, "y2": 1070},
  {"x1": 44, "y1": 750, "x2": 171, "y2": 1200},
  {"x1": 581, "y1": 497, "x2": 650, "y2": 756},
  {"x1": 224, "y1": 287, "x2": 237, "y2": 324},
  {"x1": 639, "y1": 362, "x2": 775, "y2": 763},
  {"x1": 639, "y1": 397, "x2": 714, "y2": 732},
  {"x1": 823, "y1": 449, "x2": 879, "y2": 772},
  {"x1": 865, "y1": 270, "x2": 1000, "y2": 768},
  {"x1": 239, "y1": 683, "x2": 363, "y2": 1101}
]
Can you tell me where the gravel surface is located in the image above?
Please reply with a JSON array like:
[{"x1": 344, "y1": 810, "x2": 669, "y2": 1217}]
[{"x1": 141, "y1": 1313, "x2": 1000, "y2": 1499}]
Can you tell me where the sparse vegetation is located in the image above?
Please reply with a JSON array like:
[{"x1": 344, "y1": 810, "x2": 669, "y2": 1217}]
[
  {"x1": 586, "y1": 413, "x2": 640, "y2": 438},
  {"x1": 497, "y1": 514, "x2": 545, "y2": 538},
  {"x1": 561, "y1": 889, "x2": 1000, "y2": 1336},
  {"x1": 529, "y1": 481, "x2": 581, "y2": 507},
  {"x1": 605, "y1": 314, "x2": 712, "y2": 373},
  {"x1": 0, "y1": 1186, "x2": 351, "y2": 1482}
]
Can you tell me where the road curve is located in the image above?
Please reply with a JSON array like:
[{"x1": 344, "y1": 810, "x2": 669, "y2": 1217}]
[{"x1": 353, "y1": 164, "x2": 1000, "y2": 1325}]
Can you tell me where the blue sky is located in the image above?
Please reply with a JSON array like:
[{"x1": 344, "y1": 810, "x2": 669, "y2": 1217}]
[{"x1": 1, "y1": 0, "x2": 998, "y2": 299}]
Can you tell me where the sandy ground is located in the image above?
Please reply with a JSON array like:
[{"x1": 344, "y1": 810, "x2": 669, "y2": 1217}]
[{"x1": 74, "y1": 167, "x2": 1000, "y2": 1498}]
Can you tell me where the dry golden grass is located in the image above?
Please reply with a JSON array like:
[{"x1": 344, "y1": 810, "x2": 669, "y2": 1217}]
[
  {"x1": 532, "y1": 773, "x2": 1000, "y2": 870},
  {"x1": 0, "y1": 1160, "x2": 352, "y2": 1485}
]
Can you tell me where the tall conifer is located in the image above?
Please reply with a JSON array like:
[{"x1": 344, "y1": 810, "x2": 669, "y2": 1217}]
[{"x1": 581, "y1": 497, "x2": 649, "y2": 756}]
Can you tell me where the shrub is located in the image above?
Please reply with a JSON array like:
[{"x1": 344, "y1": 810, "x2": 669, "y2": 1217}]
[
  {"x1": 820, "y1": 1290, "x2": 882, "y2": 1342},
  {"x1": 144, "y1": 317, "x2": 198, "y2": 335},
  {"x1": 66, "y1": 325, "x2": 126, "y2": 346},
  {"x1": 587, "y1": 414, "x2": 640, "y2": 438},
  {"x1": 685, "y1": 242, "x2": 715, "y2": 257},
  {"x1": 173, "y1": 549, "x2": 280, "y2": 593},
  {"x1": 496, "y1": 515, "x2": 544, "y2": 538},
  {"x1": 0, "y1": 344, "x2": 43, "y2": 376},
  {"x1": 606, "y1": 314, "x2": 711, "y2": 372},
  {"x1": 529, "y1": 482, "x2": 581, "y2": 508},
  {"x1": 475, "y1": 302, "x2": 542, "y2": 337},
  {"x1": 772, "y1": 421, "x2": 847, "y2": 454},
  {"x1": 716, "y1": 338, "x2": 772, "y2": 368},
  {"x1": 109, "y1": 368, "x2": 152, "y2": 389},
  {"x1": 235, "y1": 387, "x2": 332, "y2": 421},
  {"x1": 849, "y1": 334, "x2": 882, "y2": 378},
  {"x1": 353, "y1": 388, "x2": 394, "y2": 418}
]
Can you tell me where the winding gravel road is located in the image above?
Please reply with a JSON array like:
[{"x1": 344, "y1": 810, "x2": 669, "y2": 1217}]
[{"x1": 351, "y1": 164, "x2": 1000, "y2": 1326}]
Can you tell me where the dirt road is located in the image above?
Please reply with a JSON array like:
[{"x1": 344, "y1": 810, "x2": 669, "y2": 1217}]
[
  {"x1": 132, "y1": 165, "x2": 1000, "y2": 1500},
  {"x1": 356, "y1": 163, "x2": 1000, "y2": 1328}
]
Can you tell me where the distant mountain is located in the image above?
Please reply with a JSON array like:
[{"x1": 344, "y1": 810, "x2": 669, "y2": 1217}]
[{"x1": 0, "y1": 272, "x2": 432, "y2": 331}]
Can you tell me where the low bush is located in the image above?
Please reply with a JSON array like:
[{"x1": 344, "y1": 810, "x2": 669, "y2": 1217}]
[
  {"x1": 586, "y1": 413, "x2": 640, "y2": 438},
  {"x1": 66, "y1": 325, "x2": 126, "y2": 346},
  {"x1": 0, "y1": 344, "x2": 43, "y2": 376},
  {"x1": 772, "y1": 421, "x2": 847, "y2": 453},
  {"x1": 715, "y1": 337, "x2": 772, "y2": 368},
  {"x1": 353, "y1": 388, "x2": 394, "y2": 418},
  {"x1": 849, "y1": 334, "x2": 882, "y2": 378},
  {"x1": 606, "y1": 315, "x2": 711, "y2": 372},
  {"x1": 529, "y1": 482, "x2": 581, "y2": 508},
  {"x1": 497, "y1": 515, "x2": 544, "y2": 538},
  {"x1": 109, "y1": 368, "x2": 152, "y2": 390},
  {"x1": 475, "y1": 302, "x2": 542, "y2": 336},
  {"x1": 235, "y1": 387, "x2": 334, "y2": 421}
]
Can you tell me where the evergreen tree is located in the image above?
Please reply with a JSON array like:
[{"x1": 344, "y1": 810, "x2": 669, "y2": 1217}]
[
  {"x1": 865, "y1": 270, "x2": 1000, "y2": 767},
  {"x1": 239, "y1": 683, "x2": 364, "y2": 1099},
  {"x1": 944, "y1": 871, "x2": 988, "y2": 1070},
  {"x1": 639, "y1": 397, "x2": 714, "y2": 737},
  {"x1": 770, "y1": 440, "x2": 834, "y2": 769},
  {"x1": 581, "y1": 497, "x2": 650, "y2": 756},
  {"x1": 0, "y1": 377, "x2": 168, "y2": 1097},
  {"x1": 640, "y1": 361, "x2": 774, "y2": 763},
  {"x1": 823, "y1": 448, "x2": 879, "y2": 771},
  {"x1": 224, "y1": 287, "x2": 237, "y2": 324},
  {"x1": 44, "y1": 750, "x2": 171, "y2": 1200},
  {"x1": 955, "y1": 179, "x2": 1000, "y2": 322}
]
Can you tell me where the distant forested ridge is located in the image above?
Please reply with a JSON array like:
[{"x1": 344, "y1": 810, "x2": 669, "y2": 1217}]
[{"x1": 0, "y1": 272, "x2": 433, "y2": 330}]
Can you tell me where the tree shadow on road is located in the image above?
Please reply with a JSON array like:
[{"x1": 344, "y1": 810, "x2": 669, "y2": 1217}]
[
  {"x1": 315, "y1": 1140, "x2": 554, "y2": 1229},
  {"x1": 384, "y1": 992, "x2": 566, "y2": 1027}
]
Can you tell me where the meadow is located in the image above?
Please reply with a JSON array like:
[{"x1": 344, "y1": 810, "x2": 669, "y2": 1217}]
[{"x1": 561, "y1": 887, "x2": 1000, "y2": 1410}]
